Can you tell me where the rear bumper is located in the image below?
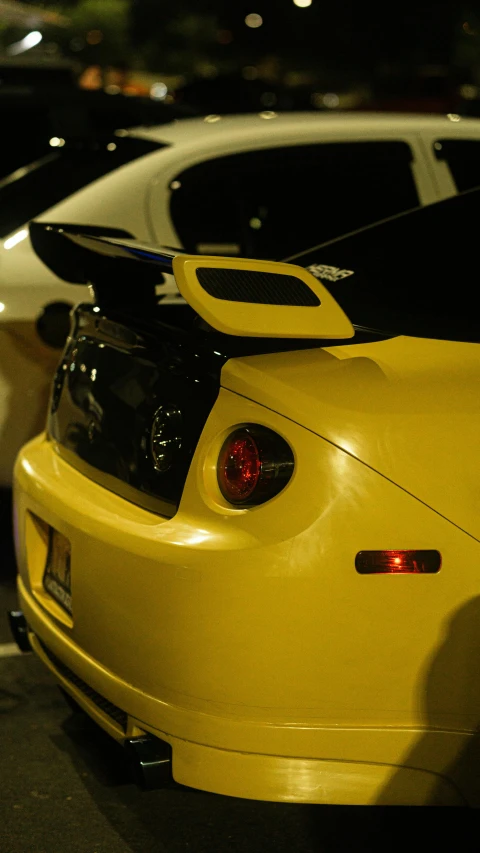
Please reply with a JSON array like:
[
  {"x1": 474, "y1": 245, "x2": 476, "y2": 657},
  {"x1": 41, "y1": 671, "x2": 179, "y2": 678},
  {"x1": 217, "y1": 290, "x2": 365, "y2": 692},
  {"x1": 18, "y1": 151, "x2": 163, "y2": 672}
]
[
  {"x1": 14, "y1": 431, "x2": 480, "y2": 806},
  {"x1": 18, "y1": 580, "x2": 465, "y2": 806}
]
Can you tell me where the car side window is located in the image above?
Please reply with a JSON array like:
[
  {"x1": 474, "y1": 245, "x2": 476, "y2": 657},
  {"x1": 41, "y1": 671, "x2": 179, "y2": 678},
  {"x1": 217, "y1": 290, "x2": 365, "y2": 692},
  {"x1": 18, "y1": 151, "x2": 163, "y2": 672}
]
[
  {"x1": 433, "y1": 139, "x2": 480, "y2": 192},
  {"x1": 169, "y1": 141, "x2": 419, "y2": 260}
]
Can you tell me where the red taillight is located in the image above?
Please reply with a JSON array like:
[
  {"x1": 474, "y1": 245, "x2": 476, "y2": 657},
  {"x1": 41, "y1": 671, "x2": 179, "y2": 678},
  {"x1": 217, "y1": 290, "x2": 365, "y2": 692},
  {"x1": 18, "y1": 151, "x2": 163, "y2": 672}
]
[
  {"x1": 218, "y1": 426, "x2": 294, "y2": 506},
  {"x1": 355, "y1": 550, "x2": 441, "y2": 575},
  {"x1": 219, "y1": 432, "x2": 261, "y2": 502}
]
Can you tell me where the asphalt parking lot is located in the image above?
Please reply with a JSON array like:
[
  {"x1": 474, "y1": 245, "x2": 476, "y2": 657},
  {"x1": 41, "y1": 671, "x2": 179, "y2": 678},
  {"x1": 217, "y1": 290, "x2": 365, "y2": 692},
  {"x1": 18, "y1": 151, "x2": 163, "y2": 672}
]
[{"x1": 0, "y1": 496, "x2": 476, "y2": 853}]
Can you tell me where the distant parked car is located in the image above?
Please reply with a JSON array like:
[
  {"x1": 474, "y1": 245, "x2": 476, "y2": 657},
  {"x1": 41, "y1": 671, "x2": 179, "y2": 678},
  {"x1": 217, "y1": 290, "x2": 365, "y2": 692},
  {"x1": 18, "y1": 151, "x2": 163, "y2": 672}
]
[
  {"x1": 2, "y1": 111, "x2": 480, "y2": 484},
  {"x1": 0, "y1": 59, "x2": 190, "y2": 179}
]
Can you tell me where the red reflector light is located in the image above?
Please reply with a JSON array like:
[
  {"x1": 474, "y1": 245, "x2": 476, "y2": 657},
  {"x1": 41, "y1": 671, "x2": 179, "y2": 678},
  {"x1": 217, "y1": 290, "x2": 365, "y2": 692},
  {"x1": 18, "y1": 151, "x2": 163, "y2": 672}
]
[{"x1": 355, "y1": 550, "x2": 441, "y2": 574}]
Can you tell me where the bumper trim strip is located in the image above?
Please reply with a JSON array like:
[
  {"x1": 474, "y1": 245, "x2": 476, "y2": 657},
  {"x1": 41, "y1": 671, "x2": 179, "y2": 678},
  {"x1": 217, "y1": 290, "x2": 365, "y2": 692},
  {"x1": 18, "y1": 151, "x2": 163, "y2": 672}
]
[{"x1": 38, "y1": 638, "x2": 128, "y2": 732}]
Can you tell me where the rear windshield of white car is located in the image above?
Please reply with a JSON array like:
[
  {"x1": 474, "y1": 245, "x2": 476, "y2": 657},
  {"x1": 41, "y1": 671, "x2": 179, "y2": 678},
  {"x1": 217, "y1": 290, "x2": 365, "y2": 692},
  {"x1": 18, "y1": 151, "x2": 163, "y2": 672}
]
[
  {"x1": 0, "y1": 136, "x2": 166, "y2": 239},
  {"x1": 289, "y1": 187, "x2": 480, "y2": 344}
]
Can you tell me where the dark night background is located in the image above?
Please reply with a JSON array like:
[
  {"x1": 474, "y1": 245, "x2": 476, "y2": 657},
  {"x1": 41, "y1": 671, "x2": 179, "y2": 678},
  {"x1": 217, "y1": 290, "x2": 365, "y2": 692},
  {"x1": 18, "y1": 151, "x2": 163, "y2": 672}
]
[{"x1": 1, "y1": 1, "x2": 480, "y2": 114}]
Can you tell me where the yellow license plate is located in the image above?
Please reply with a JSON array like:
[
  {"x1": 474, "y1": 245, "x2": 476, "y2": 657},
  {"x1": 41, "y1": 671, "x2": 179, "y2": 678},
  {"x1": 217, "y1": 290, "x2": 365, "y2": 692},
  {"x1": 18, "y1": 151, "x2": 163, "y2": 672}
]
[{"x1": 43, "y1": 528, "x2": 72, "y2": 614}]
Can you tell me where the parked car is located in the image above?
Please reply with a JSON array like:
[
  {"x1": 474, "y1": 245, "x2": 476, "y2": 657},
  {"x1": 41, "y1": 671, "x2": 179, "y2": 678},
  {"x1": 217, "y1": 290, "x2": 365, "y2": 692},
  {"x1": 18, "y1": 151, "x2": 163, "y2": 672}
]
[
  {"x1": 11, "y1": 186, "x2": 480, "y2": 805},
  {"x1": 0, "y1": 59, "x2": 191, "y2": 180},
  {"x1": 2, "y1": 111, "x2": 480, "y2": 486}
]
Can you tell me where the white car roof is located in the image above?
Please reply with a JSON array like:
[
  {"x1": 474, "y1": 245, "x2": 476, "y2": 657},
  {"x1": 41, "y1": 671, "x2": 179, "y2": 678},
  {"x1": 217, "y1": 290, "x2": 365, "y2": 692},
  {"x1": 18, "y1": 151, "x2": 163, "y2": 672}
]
[{"x1": 127, "y1": 111, "x2": 480, "y2": 148}]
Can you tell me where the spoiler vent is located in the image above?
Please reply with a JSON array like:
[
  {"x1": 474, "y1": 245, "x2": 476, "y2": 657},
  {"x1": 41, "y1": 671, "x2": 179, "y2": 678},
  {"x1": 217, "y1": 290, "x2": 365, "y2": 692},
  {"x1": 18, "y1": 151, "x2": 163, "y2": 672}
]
[{"x1": 196, "y1": 267, "x2": 320, "y2": 307}]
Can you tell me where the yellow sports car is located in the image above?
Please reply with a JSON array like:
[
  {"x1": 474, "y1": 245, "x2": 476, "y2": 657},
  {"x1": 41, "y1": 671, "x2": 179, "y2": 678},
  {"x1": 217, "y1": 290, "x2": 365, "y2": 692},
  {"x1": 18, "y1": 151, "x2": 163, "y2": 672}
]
[{"x1": 11, "y1": 189, "x2": 480, "y2": 806}]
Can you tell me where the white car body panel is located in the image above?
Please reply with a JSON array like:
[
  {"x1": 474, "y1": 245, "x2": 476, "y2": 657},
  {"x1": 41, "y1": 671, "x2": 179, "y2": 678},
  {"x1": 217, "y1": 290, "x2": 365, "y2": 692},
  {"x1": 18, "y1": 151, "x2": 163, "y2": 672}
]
[{"x1": 1, "y1": 111, "x2": 480, "y2": 485}]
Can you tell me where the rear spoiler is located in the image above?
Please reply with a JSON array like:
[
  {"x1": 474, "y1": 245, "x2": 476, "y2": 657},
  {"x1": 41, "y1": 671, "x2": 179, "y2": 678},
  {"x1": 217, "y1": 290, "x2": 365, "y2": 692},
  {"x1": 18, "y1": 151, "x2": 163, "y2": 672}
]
[
  {"x1": 29, "y1": 222, "x2": 354, "y2": 339},
  {"x1": 29, "y1": 221, "x2": 179, "y2": 314}
]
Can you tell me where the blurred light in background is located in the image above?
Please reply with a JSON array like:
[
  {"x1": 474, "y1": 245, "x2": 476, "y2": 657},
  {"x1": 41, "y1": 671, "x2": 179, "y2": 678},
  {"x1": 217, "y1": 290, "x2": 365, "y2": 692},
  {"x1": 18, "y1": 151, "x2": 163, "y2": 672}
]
[
  {"x1": 245, "y1": 13, "x2": 263, "y2": 28},
  {"x1": 4, "y1": 230, "x2": 28, "y2": 251},
  {"x1": 0, "y1": 304, "x2": 5, "y2": 314},
  {"x1": 293, "y1": 0, "x2": 312, "y2": 6},
  {"x1": 197, "y1": 62, "x2": 218, "y2": 78},
  {"x1": 204, "y1": 114, "x2": 221, "y2": 123},
  {"x1": 78, "y1": 65, "x2": 103, "y2": 90},
  {"x1": 460, "y1": 83, "x2": 479, "y2": 100},
  {"x1": 7, "y1": 30, "x2": 42, "y2": 56},
  {"x1": 150, "y1": 81, "x2": 168, "y2": 100},
  {"x1": 49, "y1": 137, "x2": 65, "y2": 147},
  {"x1": 106, "y1": 142, "x2": 117, "y2": 151},
  {"x1": 323, "y1": 92, "x2": 340, "y2": 108},
  {"x1": 86, "y1": 29, "x2": 103, "y2": 45}
]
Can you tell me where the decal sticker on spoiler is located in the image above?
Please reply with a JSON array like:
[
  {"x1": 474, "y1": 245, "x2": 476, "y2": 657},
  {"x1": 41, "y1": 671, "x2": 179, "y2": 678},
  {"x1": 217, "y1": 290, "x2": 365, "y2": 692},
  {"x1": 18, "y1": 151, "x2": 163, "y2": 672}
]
[{"x1": 307, "y1": 264, "x2": 354, "y2": 282}]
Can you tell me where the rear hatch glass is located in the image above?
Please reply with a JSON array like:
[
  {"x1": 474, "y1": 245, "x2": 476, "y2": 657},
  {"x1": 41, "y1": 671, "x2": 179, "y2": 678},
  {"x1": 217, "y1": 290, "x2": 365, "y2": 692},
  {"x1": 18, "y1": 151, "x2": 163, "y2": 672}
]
[
  {"x1": 49, "y1": 304, "x2": 222, "y2": 516},
  {"x1": 289, "y1": 187, "x2": 480, "y2": 344}
]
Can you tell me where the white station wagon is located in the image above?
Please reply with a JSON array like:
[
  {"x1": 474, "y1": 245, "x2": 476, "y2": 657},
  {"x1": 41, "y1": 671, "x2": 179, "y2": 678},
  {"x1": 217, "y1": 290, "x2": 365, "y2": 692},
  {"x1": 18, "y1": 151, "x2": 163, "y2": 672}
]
[{"x1": 1, "y1": 111, "x2": 480, "y2": 485}]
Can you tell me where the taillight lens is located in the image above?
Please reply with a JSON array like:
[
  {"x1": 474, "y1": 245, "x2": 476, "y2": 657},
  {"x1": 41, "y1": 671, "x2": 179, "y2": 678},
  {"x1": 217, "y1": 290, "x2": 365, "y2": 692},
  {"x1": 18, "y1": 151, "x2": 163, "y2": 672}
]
[
  {"x1": 355, "y1": 550, "x2": 441, "y2": 574},
  {"x1": 218, "y1": 426, "x2": 294, "y2": 506},
  {"x1": 219, "y1": 432, "x2": 261, "y2": 502}
]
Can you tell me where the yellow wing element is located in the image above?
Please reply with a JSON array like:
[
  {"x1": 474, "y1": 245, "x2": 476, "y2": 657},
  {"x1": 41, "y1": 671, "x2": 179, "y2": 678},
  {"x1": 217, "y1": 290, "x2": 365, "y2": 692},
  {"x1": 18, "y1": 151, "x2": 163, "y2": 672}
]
[{"x1": 172, "y1": 255, "x2": 354, "y2": 339}]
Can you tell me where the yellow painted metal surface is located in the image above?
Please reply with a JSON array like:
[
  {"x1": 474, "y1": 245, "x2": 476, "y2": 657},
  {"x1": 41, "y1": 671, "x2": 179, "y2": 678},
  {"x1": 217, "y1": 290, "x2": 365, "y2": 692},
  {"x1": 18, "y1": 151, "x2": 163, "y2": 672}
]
[
  {"x1": 13, "y1": 346, "x2": 480, "y2": 805},
  {"x1": 21, "y1": 627, "x2": 471, "y2": 805},
  {"x1": 172, "y1": 255, "x2": 354, "y2": 339},
  {"x1": 222, "y1": 335, "x2": 480, "y2": 541}
]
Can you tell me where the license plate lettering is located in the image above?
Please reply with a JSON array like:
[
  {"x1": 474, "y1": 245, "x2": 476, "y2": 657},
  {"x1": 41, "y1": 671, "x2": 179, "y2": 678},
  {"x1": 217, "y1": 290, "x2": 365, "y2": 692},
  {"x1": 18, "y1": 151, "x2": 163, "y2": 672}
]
[{"x1": 43, "y1": 529, "x2": 72, "y2": 615}]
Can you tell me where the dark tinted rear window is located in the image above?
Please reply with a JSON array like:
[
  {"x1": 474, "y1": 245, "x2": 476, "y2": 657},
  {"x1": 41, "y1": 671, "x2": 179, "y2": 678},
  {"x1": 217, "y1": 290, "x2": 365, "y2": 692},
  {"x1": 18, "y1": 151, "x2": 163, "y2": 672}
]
[
  {"x1": 290, "y1": 188, "x2": 480, "y2": 343},
  {"x1": 0, "y1": 136, "x2": 166, "y2": 239},
  {"x1": 434, "y1": 139, "x2": 480, "y2": 193}
]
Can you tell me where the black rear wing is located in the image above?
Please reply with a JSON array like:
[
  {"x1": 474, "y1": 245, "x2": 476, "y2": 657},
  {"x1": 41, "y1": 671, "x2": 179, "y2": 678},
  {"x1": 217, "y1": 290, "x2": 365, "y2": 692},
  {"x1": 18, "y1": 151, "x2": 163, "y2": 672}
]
[{"x1": 29, "y1": 221, "x2": 180, "y2": 313}]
